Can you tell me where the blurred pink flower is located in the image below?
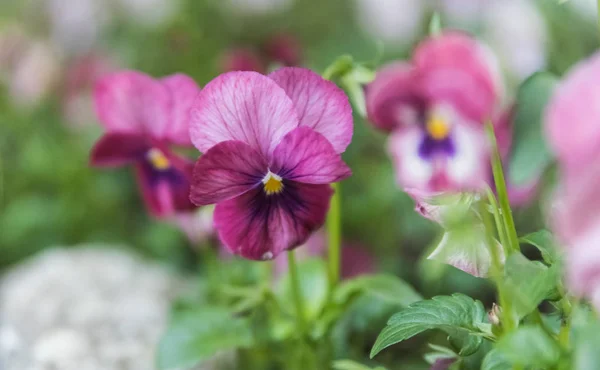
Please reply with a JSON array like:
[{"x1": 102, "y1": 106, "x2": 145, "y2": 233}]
[
  {"x1": 220, "y1": 33, "x2": 302, "y2": 73},
  {"x1": 63, "y1": 53, "x2": 118, "y2": 129},
  {"x1": 90, "y1": 71, "x2": 201, "y2": 218},
  {"x1": 273, "y1": 231, "x2": 376, "y2": 279},
  {"x1": 546, "y1": 52, "x2": 600, "y2": 305},
  {"x1": 366, "y1": 32, "x2": 505, "y2": 194},
  {"x1": 172, "y1": 206, "x2": 216, "y2": 245},
  {"x1": 189, "y1": 68, "x2": 352, "y2": 260}
]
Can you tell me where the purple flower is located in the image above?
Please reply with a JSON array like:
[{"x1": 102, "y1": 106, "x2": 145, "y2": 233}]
[
  {"x1": 90, "y1": 70, "x2": 201, "y2": 218},
  {"x1": 366, "y1": 32, "x2": 505, "y2": 194},
  {"x1": 189, "y1": 67, "x2": 353, "y2": 260}
]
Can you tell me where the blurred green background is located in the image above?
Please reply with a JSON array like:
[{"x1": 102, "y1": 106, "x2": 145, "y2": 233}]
[{"x1": 0, "y1": 0, "x2": 598, "y2": 299}]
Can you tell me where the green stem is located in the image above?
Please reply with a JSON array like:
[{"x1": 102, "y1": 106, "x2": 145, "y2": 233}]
[
  {"x1": 288, "y1": 250, "x2": 307, "y2": 334},
  {"x1": 327, "y1": 183, "x2": 342, "y2": 290},
  {"x1": 485, "y1": 188, "x2": 509, "y2": 254},
  {"x1": 485, "y1": 123, "x2": 520, "y2": 254}
]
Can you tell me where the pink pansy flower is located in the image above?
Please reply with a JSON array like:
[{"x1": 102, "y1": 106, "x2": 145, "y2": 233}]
[
  {"x1": 366, "y1": 31, "x2": 505, "y2": 194},
  {"x1": 189, "y1": 67, "x2": 353, "y2": 260},
  {"x1": 90, "y1": 70, "x2": 201, "y2": 218},
  {"x1": 546, "y1": 52, "x2": 600, "y2": 307}
]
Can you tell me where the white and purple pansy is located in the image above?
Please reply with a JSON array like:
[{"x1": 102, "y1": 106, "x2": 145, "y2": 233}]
[{"x1": 366, "y1": 31, "x2": 506, "y2": 193}]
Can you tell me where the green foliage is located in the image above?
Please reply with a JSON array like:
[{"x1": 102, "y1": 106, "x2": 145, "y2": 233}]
[
  {"x1": 334, "y1": 274, "x2": 423, "y2": 307},
  {"x1": 480, "y1": 349, "x2": 510, "y2": 370},
  {"x1": 571, "y1": 307, "x2": 600, "y2": 370},
  {"x1": 504, "y1": 253, "x2": 560, "y2": 319},
  {"x1": 333, "y1": 359, "x2": 387, "y2": 370},
  {"x1": 277, "y1": 258, "x2": 329, "y2": 322},
  {"x1": 495, "y1": 326, "x2": 561, "y2": 368},
  {"x1": 157, "y1": 306, "x2": 254, "y2": 370},
  {"x1": 520, "y1": 229, "x2": 560, "y2": 264},
  {"x1": 509, "y1": 72, "x2": 559, "y2": 186},
  {"x1": 370, "y1": 294, "x2": 488, "y2": 359}
]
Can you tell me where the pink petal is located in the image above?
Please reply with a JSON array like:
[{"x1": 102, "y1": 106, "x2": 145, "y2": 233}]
[
  {"x1": 366, "y1": 62, "x2": 419, "y2": 131},
  {"x1": 90, "y1": 132, "x2": 149, "y2": 167},
  {"x1": 135, "y1": 163, "x2": 195, "y2": 218},
  {"x1": 94, "y1": 71, "x2": 171, "y2": 137},
  {"x1": 214, "y1": 182, "x2": 333, "y2": 260},
  {"x1": 161, "y1": 74, "x2": 201, "y2": 146},
  {"x1": 270, "y1": 127, "x2": 351, "y2": 184},
  {"x1": 190, "y1": 140, "x2": 267, "y2": 206},
  {"x1": 545, "y1": 52, "x2": 600, "y2": 172},
  {"x1": 190, "y1": 71, "x2": 299, "y2": 159},
  {"x1": 269, "y1": 67, "x2": 353, "y2": 153},
  {"x1": 413, "y1": 32, "x2": 503, "y2": 125}
]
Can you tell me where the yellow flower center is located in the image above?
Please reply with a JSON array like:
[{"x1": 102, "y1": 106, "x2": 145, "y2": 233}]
[
  {"x1": 426, "y1": 115, "x2": 451, "y2": 140},
  {"x1": 262, "y1": 171, "x2": 284, "y2": 195},
  {"x1": 147, "y1": 148, "x2": 171, "y2": 170}
]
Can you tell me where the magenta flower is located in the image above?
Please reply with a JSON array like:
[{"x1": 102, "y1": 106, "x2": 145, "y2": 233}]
[
  {"x1": 366, "y1": 32, "x2": 505, "y2": 193},
  {"x1": 90, "y1": 70, "x2": 201, "y2": 218},
  {"x1": 546, "y1": 52, "x2": 600, "y2": 306},
  {"x1": 189, "y1": 67, "x2": 353, "y2": 260}
]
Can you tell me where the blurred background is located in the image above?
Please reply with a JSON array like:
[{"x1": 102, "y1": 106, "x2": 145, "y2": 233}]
[{"x1": 0, "y1": 0, "x2": 598, "y2": 368}]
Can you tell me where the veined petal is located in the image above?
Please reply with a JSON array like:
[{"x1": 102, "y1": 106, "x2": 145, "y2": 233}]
[
  {"x1": 214, "y1": 182, "x2": 333, "y2": 260},
  {"x1": 269, "y1": 67, "x2": 353, "y2": 153},
  {"x1": 190, "y1": 140, "x2": 267, "y2": 206},
  {"x1": 94, "y1": 70, "x2": 170, "y2": 136},
  {"x1": 190, "y1": 71, "x2": 300, "y2": 158},
  {"x1": 90, "y1": 132, "x2": 149, "y2": 167},
  {"x1": 161, "y1": 74, "x2": 201, "y2": 146},
  {"x1": 545, "y1": 52, "x2": 600, "y2": 172},
  {"x1": 365, "y1": 62, "x2": 421, "y2": 131},
  {"x1": 271, "y1": 127, "x2": 351, "y2": 184},
  {"x1": 388, "y1": 127, "x2": 435, "y2": 190},
  {"x1": 414, "y1": 32, "x2": 503, "y2": 124}
]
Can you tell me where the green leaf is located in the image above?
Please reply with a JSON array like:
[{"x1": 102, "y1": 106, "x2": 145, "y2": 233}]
[
  {"x1": 509, "y1": 72, "x2": 559, "y2": 186},
  {"x1": 334, "y1": 274, "x2": 422, "y2": 307},
  {"x1": 519, "y1": 230, "x2": 559, "y2": 264},
  {"x1": 333, "y1": 360, "x2": 387, "y2": 370},
  {"x1": 504, "y1": 253, "x2": 559, "y2": 319},
  {"x1": 428, "y1": 223, "x2": 502, "y2": 278},
  {"x1": 481, "y1": 349, "x2": 510, "y2": 370},
  {"x1": 571, "y1": 305, "x2": 600, "y2": 369},
  {"x1": 495, "y1": 326, "x2": 560, "y2": 368},
  {"x1": 276, "y1": 258, "x2": 329, "y2": 322},
  {"x1": 370, "y1": 294, "x2": 487, "y2": 358},
  {"x1": 157, "y1": 306, "x2": 253, "y2": 370}
]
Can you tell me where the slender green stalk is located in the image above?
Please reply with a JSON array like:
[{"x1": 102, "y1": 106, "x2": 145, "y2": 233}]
[
  {"x1": 485, "y1": 187, "x2": 509, "y2": 256},
  {"x1": 485, "y1": 123, "x2": 520, "y2": 253},
  {"x1": 327, "y1": 183, "x2": 342, "y2": 290},
  {"x1": 288, "y1": 250, "x2": 307, "y2": 334}
]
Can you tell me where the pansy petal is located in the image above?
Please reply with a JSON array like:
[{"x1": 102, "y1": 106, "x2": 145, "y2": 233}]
[
  {"x1": 269, "y1": 67, "x2": 353, "y2": 153},
  {"x1": 94, "y1": 71, "x2": 170, "y2": 136},
  {"x1": 388, "y1": 127, "x2": 435, "y2": 190},
  {"x1": 365, "y1": 62, "x2": 421, "y2": 131},
  {"x1": 135, "y1": 163, "x2": 195, "y2": 218},
  {"x1": 444, "y1": 121, "x2": 490, "y2": 190},
  {"x1": 270, "y1": 127, "x2": 351, "y2": 184},
  {"x1": 214, "y1": 182, "x2": 333, "y2": 260},
  {"x1": 190, "y1": 71, "x2": 299, "y2": 158},
  {"x1": 545, "y1": 52, "x2": 600, "y2": 172},
  {"x1": 90, "y1": 132, "x2": 149, "y2": 167},
  {"x1": 414, "y1": 32, "x2": 503, "y2": 124},
  {"x1": 190, "y1": 140, "x2": 267, "y2": 206},
  {"x1": 161, "y1": 74, "x2": 201, "y2": 146}
]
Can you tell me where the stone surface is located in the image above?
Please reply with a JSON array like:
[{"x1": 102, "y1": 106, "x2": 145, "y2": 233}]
[{"x1": 0, "y1": 246, "x2": 182, "y2": 370}]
